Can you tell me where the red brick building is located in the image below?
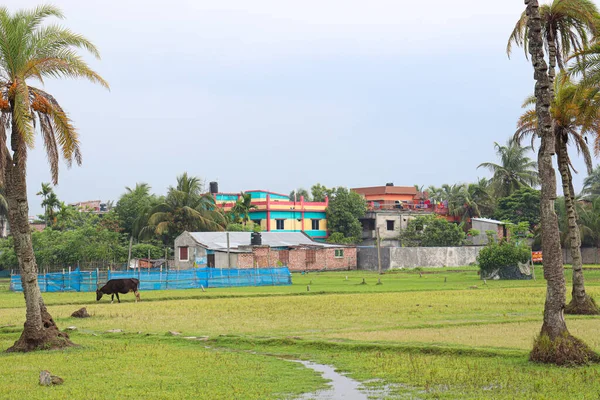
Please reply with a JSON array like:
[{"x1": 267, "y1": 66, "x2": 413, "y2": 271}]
[{"x1": 174, "y1": 232, "x2": 356, "y2": 272}]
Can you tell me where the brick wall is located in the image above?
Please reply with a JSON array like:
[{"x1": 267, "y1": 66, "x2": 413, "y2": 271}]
[
  {"x1": 212, "y1": 245, "x2": 357, "y2": 271},
  {"x1": 238, "y1": 253, "x2": 254, "y2": 269}
]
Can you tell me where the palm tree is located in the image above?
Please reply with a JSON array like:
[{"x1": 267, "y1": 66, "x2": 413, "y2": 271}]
[
  {"x1": 508, "y1": 0, "x2": 599, "y2": 97},
  {"x1": 579, "y1": 197, "x2": 600, "y2": 248},
  {"x1": 522, "y1": 0, "x2": 596, "y2": 365},
  {"x1": 468, "y1": 178, "x2": 495, "y2": 217},
  {"x1": 36, "y1": 182, "x2": 52, "y2": 227},
  {"x1": 515, "y1": 75, "x2": 600, "y2": 314},
  {"x1": 581, "y1": 165, "x2": 600, "y2": 199},
  {"x1": 53, "y1": 201, "x2": 77, "y2": 231},
  {"x1": 230, "y1": 192, "x2": 257, "y2": 225},
  {"x1": 42, "y1": 191, "x2": 60, "y2": 228},
  {"x1": 477, "y1": 140, "x2": 539, "y2": 198},
  {"x1": 425, "y1": 186, "x2": 444, "y2": 203},
  {"x1": 142, "y1": 173, "x2": 226, "y2": 243},
  {"x1": 0, "y1": 6, "x2": 108, "y2": 352}
]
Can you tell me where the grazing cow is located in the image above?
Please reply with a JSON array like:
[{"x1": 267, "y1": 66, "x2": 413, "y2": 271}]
[{"x1": 96, "y1": 278, "x2": 141, "y2": 303}]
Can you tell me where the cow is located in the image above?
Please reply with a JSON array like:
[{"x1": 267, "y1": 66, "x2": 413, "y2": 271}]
[{"x1": 96, "y1": 278, "x2": 141, "y2": 303}]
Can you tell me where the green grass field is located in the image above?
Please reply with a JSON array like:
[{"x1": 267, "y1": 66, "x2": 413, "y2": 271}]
[{"x1": 1, "y1": 268, "x2": 600, "y2": 399}]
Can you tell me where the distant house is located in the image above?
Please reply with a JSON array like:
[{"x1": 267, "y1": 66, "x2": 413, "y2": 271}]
[
  {"x1": 470, "y1": 218, "x2": 506, "y2": 245},
  {"x1": 69, "y1": 200, "x2": 109, "y2": 214},
  {"x1": 174, "y1": 231, "x2": 356, "y2": 271},
  {"x1": 351, "y1": 184, "x2": 437, "y2": 246},
  {"x1": 213, "y1": 187, "x2": 328, "y2": 240}
]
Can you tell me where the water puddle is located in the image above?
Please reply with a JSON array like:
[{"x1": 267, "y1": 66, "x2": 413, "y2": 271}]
[
  {"x1": 293, "y1": 360, "x2": 368, "y2": 399},
  {"x1": 291, "y1": 360, "x2": 409, "y2": 399}
]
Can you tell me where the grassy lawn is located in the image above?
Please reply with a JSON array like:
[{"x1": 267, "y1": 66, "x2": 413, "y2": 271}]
[{"x1": 1, "y1": 268, "x2": 600, "y2": 398}]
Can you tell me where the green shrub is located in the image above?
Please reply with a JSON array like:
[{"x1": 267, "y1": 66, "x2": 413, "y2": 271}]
[{"x1": 477, "y1": 241, "x2": 530, "y2": 273}]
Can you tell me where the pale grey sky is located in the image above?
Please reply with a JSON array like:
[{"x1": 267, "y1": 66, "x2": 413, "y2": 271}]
[{"x1": 5, "y1": 1, "x2": 591, "y2": 214}]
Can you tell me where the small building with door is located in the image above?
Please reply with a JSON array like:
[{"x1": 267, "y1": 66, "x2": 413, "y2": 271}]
[{"x1": 174, "y1": 231, "x2": 356, "y2": 271}]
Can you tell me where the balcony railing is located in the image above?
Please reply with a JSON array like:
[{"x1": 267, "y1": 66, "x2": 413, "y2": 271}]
[{"x1": 367, "y1": 201, "x2": 448, "y2": 215}]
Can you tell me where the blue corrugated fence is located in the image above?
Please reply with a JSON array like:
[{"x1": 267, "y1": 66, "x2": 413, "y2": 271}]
[{"x1": 10, "y1": 267, "x2": 292, "y2": 292}]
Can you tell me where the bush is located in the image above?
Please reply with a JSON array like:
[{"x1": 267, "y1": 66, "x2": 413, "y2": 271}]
[
  {"x1": 477, "y1": 240, "x2": 530, "y2": 274},
  {"x1": 399, "y1": 215, "x2": 466, "y2": 247}
]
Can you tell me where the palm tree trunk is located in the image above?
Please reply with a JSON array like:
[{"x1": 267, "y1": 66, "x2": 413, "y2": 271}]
[
  {"x1": 5, "y1": 120, "x2": 73, "y2": 352},
  {"x1": 525, "y1": 0, "x2": 597, "y2": 365},
  {"x1": 547, "y1": 30, "x2": 557, "y2": 99},
  {"x1": 557, "y1": 137, "x2": 599, "y2": 315}
]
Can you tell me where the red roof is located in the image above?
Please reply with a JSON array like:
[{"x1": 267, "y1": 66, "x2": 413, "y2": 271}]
[{"x1": 351, "y1": 186, "x2": 417, "y2": 196}]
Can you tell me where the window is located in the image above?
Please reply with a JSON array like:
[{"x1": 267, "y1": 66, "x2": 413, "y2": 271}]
[
  {"x1": 276, "y1": 219, "x2": 285, "y2": 230},
  {"x1": 386, "y1": 220, "x2": 395, "y2": 231},
  {"x1": 335, "y1": 249, "x2": 344, "y2": 258},
  {"x1": 311, "y1": 219, "x2": 320, "y2": 230},
  {"x1": 179, "y1": 246, "x2": 189, "y2": 261},
  {"x1": 251, "y1": 219, "x2": 262, "y2": 226}
]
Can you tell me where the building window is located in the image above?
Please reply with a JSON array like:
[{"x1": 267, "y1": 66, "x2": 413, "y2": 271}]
[
  {"x1": 386, "y1": 220, "x2": 395, "y2": 231},
  {"x1": 276, "y1": 219, "x2": 285, "y2": 230},
  {"x1": 311, "y1": 219, "x2": 320, "y2": 230},
  {"x1": 179, "y1": 246, "x2": 189, "y2": 261},
  {"x1": 335, "y1": 249, "x2": 344, "y2": 258},
  {"x1": 251, "y1": 219, "x2": 262, "y2": 226}
]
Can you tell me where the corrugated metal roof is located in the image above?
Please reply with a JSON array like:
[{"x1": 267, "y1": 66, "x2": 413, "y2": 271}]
[
  {"x1": 472, "y1": 217, "x2": 505, "y2": 225},
  {"x1": 186, "y1": 232, "x2": 344, "y2": 249}
]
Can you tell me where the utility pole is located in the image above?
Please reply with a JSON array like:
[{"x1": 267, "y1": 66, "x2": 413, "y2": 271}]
[
  {"x1": 376, "y1": 227, "x2": 382, "y2": 275},
  {"x1": 127, "y1": 235, "x2": 133, "y2": 269}
]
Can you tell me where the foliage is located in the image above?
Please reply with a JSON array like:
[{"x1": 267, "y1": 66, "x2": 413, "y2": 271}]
[
  {"x1": 326, "y1": 232, "x2": 355, "y2": 245},
  {"x1": 114, "y1": 183, "x2": 158, "y2": 237},
  {"x1": 578, "y1": 197, "x2": 600, "y2": 247},
  {"x1": 494, "y1": 187, "x2": 540, "y2": 228},
  {"x1": 230, "y1": 192, "x2": 257, "y2": 225},
  {"x1": 581, "y1": 165, "x2": 600, "y2": 200},
  {"x1": 399, "y1": 215, "x2": 466, "y2": 247},
  {"x1": 426, "y1": 180, "x2": 494, "y2": 221},
  {"x1": 0, "y1": 5, "x2": 109, "y2": 185},
  {"x1": 0, "y1": 226, "x2": 126, "y2": 270},
  {"x1": 130, "y1": 243, "x2": 165, "y2": 260},
  {"x1": 467, "y1": 229, "x2": 480, "y2": 237},
  {"x1": 141, "y1": 173, "x2": 226, "y2": 243},
  {"x1": 325, "y1": 187, "x2": 366, "y2": 243},
  {"x1": 226, "y1": 222, "x2": 259, "y2": 232},
  {"x1": 289, "y1": 188, "x2": 311, "y2": 202},
  {"x1": 478, "y1": 140, "x2": 539, "y2": 198},
  {"x1": 311, "y1": 183, "x2": 334, "y2": 202},
  {"x1": 477, "y1": 240, "x2": 531, "y2": 274}
]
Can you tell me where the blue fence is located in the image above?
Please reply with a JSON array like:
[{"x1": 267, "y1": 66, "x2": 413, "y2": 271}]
[{"x1": 10, "y1": 267, "x2": 292, "y2": 292}]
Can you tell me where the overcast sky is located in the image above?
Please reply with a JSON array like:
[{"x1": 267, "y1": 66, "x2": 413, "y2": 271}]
[{"x1": 7, "y1": 1, "x2": 593, "y2": 215}]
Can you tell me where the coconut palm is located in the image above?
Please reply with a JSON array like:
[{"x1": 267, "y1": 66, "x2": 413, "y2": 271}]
[
  {"x1": 581, "y1": 165, "x2": 600, "y2": 199},
  {"x1": 41, "y1": 191, "x2": 60, "y2": 227},
  {"x1": 468, "y1": 178, "x2": 495, "y2": 217},
  {"x1": 142, "y1": 173, "x2": 227, "y2": 243},
  {"x1": 36, "y1": 182, "x2": 52, "y2": 227},
  {"x1": 0, "y1": 5, "x2": 108, "y2": 352},
  {"x1": 230, "y1": 192, "x2": 257, "y2": 225},
  {"x1": 515, "y1": 75, "x2": 600, "y2": 314},
  {"x1": 508, "y1": 0, "x2": 599, "y2": 97},
  {"x1": 522, "y1": 0, "x2": 596, "y2": 365},
  {"x1": 579, "y1": 197, "x2": 600, "y2": 248},
  {"x1": 477, "y1": 140, "x2": 539, "y2": 198}
]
